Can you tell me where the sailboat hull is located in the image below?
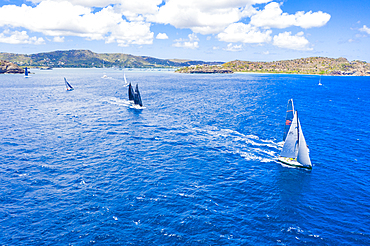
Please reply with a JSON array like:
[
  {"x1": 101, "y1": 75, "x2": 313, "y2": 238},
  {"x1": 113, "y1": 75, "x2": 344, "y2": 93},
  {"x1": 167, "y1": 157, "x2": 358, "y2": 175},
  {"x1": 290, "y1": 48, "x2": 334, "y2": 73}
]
[{"x1": 278, "y1": 156, "x2": 312, "y2": 169}]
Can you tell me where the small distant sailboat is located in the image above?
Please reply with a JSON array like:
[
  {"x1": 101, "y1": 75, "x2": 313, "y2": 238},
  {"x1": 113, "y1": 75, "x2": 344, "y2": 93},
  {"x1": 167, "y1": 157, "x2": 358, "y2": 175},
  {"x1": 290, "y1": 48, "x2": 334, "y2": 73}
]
[
  {"x1": 123, "y1": 72, "x2": 128, "y2": 86},
  {"x1": 24, "y1": 67, "x2": 29, "y2": 78},
  {"x1": 278, "y1": 111, "x2": 312, "y2": 169},
  {"x1": 64, "y1": 77, "x2": 74, "y2": 91},
  {"x1": 318, "y1": 77, "x2": 322, "y2": 86},
  {"x1": 101, "y1": 60, "x2": 108, "y2": 78}
]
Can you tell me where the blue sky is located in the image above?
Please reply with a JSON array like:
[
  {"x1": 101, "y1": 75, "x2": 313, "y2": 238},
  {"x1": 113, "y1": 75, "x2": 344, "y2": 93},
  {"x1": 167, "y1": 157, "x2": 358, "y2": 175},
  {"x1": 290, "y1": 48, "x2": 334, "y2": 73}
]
[{"x1": 0, "y1": 0, "x2": 369, "y2": 62}]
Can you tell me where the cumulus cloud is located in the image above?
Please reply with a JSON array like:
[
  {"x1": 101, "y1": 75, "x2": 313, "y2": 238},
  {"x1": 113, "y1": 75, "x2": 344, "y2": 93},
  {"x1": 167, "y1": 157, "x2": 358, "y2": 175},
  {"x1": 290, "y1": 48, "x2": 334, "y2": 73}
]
[
  {"x1": 156, "y1": 33, "x2": 168, "y2": 39},
  {"x1": 0, "y1": 1, "x2": 154, "y2": 46},
  {"x1": 148, "y1": 0, "x2": 271, "y2": 35},
  {"x1": 0, "y1": 30, "x2": 45, "y2": 44},
  {"x1": 359, "y1": 25, "x2": 370, "y2": 34},
  {"x1": 273, "y1": 31, "x2": 312, "y2": 50},
  {"x1": 250, "y1": 2, "x2": 330, "y2": 29},
  {"x1": 0, "y1": 0, "x2": 331, "y2": 49},
  {"x1": 106, "y1": 21, "x2": 153, "y2": 46},
  {"x1": 53, "y1": 36, "x2": 64, "y2": 42},
  {"x1": 224, "y1": 43, "x2": 243, "y2": 51},
  {"x1": 173, "y1": 33, "x2": 199, "y2": 49},
  {"x1": 217, "y1": 23, "x2": 272, "y2": 43}
]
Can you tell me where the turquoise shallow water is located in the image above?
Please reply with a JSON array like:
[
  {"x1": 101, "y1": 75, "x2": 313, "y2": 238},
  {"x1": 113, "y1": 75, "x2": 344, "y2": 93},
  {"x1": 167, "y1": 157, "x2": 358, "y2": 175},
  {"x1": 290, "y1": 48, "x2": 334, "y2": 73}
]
[{"x1": 1, "y1": 68, "x2": 370, "y2": 245}]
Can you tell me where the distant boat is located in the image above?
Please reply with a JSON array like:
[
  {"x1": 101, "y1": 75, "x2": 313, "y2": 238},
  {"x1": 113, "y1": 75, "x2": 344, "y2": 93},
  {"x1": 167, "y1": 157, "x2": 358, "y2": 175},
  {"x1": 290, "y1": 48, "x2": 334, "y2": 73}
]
[
  {"x1": 318, "y1": 78, "x2": 322, "y2": 86},
  {"x1": 64, "y1": 77, "x2": 74, "y2": 91},
  {"x1": 123, "y1": 72, "x2": 128, "y2": 86},
  {"x1": 283, "y1": 99, "x2": 295, "y2": 142},
  {"x1": 133, "y1": 84, "x2": 143, "y2": 107},
  {"x1": 128, "y1": 82, "x2": 135, "y2": 101},
  {"x1": 101, "y1": 60, "x2": 108, "y2": 78},
  {"x1": 24, "y1": 67, "x2": 29, "y2": 78},
  {"x1": 278, "y1": 111, "x2": 312, "y2": 169}
]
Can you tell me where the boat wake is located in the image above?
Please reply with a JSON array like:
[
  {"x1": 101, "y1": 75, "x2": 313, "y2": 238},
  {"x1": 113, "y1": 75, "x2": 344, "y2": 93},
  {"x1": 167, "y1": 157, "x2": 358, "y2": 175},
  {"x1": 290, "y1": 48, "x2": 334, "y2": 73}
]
[
  {"x1": 129, "y1": 104, "x2": 146, "y2": 110},
  {"x1": 102, "y1": 97, "x2": 131, "y2": 106},
  {"x1": 192, "y1": 127, "x2": 281, "y2": 163}
]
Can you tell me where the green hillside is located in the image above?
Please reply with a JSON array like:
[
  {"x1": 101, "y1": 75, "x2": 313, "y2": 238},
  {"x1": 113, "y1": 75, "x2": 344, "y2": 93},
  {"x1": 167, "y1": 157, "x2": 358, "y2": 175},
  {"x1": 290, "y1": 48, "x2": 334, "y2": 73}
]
[
  {"x1": 0, "y1": 50, "x2": 223, "y2": 68},
  {"x1": 177, "y1": 57, "x2": 370, "y2": 76}
]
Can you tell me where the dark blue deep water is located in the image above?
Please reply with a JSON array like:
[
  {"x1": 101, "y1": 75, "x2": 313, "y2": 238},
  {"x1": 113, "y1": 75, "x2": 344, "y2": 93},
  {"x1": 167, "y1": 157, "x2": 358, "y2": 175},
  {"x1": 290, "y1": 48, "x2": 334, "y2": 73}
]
[{"x1": 1, "y1": 69, "x2": 370, "y2": 245}]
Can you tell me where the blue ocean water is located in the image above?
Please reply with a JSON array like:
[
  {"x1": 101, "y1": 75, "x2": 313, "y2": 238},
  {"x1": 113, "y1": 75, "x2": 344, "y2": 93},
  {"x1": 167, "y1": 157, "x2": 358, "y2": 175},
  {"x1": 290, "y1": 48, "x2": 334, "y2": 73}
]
[{"x1": 1, "y1": 68, "x2": 369, "y2": 245}]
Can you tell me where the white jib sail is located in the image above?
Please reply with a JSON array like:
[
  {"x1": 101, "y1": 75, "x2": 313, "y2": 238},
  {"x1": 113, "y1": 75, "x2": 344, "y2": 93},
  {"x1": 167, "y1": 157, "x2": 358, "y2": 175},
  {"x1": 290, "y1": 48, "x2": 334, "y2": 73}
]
[{"x1": 297, "y1": 118, "x2": 312, "y2": 167}]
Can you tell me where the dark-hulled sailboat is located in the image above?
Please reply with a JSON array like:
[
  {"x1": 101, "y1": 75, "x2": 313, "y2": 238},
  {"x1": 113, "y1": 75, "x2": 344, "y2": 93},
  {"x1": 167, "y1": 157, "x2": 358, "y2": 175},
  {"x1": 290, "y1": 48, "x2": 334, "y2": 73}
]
[
  {"x1": 24, "y1": 67, "x2": 29, "y2": 78},
  {"x1": 133, "y1": 84, "x2": 143, "y2": 107},
  {"x1": 128, "y1": 82, "x2": 135, "y2": 101}
]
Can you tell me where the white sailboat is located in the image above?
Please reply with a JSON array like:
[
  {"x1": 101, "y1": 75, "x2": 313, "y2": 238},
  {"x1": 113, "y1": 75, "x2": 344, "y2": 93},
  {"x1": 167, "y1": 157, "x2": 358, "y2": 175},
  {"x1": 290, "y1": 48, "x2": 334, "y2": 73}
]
[
  {"x1": 318, "y1": 77, "x2": 322, "y2": 86},
  {"x1": 123, "y1": 72, "x2": 128, "y2": 86},
  {"x1": 278, "y1": 111, "x2": 312, "y2": 169},
  {"x1": 102, "y1": 60, "x2": 108, "y2": 78},
  {"x1": 64, "y1": 77, "x2": 74, "y2": 91}
]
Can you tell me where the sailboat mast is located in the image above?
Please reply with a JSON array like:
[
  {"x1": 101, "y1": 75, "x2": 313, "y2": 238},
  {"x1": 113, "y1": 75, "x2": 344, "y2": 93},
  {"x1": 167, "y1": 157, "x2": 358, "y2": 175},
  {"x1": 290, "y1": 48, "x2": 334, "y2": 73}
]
[
  {"x1": 296, "y1": 111, "x2": 300, "y2": 148},
  {"x1": 283, "y1": 99, "x2": 295, "y2": 141}
]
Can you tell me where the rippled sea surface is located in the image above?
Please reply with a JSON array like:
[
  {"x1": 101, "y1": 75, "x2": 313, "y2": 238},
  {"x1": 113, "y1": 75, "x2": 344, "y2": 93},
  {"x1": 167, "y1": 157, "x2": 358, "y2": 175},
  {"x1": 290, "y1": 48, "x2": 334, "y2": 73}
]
[{"x1": 1, "y1": 68, "x2": 370, "y2": 245}]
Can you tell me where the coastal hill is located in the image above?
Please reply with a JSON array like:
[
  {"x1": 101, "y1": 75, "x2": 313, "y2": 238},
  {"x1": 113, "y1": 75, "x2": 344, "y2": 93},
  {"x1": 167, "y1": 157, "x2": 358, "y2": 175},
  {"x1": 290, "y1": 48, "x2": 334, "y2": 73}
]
[
  {"x1": 2, "y1": 49, "x2": 369, "y2": 76},
  {"x1": 177, "y1": 57, "x2": 370, "y2": 76},
  {"x1": 0, "y1": 50, "x2": 222, "y2": 69},
  {"x1": 0, "y1": 60, "x2": 24, "y2": 74}
]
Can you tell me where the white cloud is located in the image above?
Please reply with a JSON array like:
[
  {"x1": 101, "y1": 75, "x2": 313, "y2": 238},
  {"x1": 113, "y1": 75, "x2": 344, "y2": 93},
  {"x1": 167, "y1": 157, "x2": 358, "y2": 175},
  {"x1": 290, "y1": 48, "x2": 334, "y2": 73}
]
[
  {"x1": 295, "y1": 10, "x2": 331, "y2": 28},
  {"x1": 173, "y1": 41, "x2": 199, "y2": 49},
  {"x1": 106, "y1": 21, "x2": 153, "y2": 46},
  {"x1": 28, "y1": 0, "x2": 121, "y2": 8},
  {"x1": 359, "y1": 25, "x2": 370, "y2": 34},
  {"x1": 0, "y1": 0, "x2": 331, "y2": 49},
  {"x1": 156, "y1": 33, "x2": 168, "y2": 39},
  {"x1": 188, "y1": 33, "x2": 199, "y2": 42},
  {"x1": 173, "y1": 33, "x2": 199, "y2": 49},
  {"x1": 0, "y1": 30, "x2": 45, "y2": 44},
  {"x1": 217, "y1": 22, "x2": 272, "y2": 43},
  {"x1": 250, "y1": 2, "x2": 330, "y2": 29},
  {"x1": 273, "y1": 31, "x2": 313, "y2": 50},
  {"x1": 0, "y1": 1, "x2": 154, "y2": 46},
  {"x1": 53, "y1": 36, "x2": 64, "y2": 42},
  {"x1": 148, "y1": 0, "x2": 272, "y2": 35},
  {"x1": 224, "y1": 43, "x2": 243, "y2": 51}
]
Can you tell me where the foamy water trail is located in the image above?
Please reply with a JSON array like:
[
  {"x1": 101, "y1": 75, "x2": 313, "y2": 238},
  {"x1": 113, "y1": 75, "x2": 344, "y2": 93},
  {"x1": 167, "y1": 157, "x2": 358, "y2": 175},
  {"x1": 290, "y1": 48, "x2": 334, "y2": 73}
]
[{"x1": 189, "y1": 126, "x2": 281, "y2": 163}]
